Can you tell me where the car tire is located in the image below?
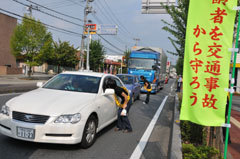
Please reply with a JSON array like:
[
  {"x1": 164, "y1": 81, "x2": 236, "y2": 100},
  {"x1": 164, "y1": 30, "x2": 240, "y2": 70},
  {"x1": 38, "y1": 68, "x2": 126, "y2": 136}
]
[
  {"x1": 131, "y1": 95, "x2": 135, "y2": 104},
  {"x1": 80, "y1": 115, "x2": 97, "y2": 149},
  {"x1": 136, "y1": 93, "x2": 140, "y2": 100}
]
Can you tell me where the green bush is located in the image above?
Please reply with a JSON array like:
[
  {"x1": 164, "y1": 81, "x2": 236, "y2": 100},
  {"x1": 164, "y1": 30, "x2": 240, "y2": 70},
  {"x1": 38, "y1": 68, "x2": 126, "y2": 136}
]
[
  {"x1": 182, "y1": 144, "x2": 219, "y2": 159},
  {"x1": 181, "y1": 121, "x2": 205, "y2": 145}
]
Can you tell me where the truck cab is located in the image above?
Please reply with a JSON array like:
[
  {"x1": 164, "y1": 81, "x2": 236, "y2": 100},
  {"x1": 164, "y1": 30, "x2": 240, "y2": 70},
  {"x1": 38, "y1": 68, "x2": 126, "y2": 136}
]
[{"x1": 128, "y1": 47, "x2": 167, "y2": 93}]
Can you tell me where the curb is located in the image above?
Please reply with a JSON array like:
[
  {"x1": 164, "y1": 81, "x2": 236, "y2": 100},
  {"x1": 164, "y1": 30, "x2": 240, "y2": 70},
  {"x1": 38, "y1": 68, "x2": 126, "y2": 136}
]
[
  {"x1": 170, "y1": 94, "x2": 182, "y2": 159},
  {"x1": 0, "y1": 84, "x2": 37, "y2": 94}
]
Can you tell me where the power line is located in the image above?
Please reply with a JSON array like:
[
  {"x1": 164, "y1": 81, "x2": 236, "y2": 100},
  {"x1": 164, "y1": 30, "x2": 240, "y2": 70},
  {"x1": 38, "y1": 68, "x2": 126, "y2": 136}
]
[
  {"x1": 66, "y1": 0, "x2": 85, "y2": 8},
  {"x1": 0, "y1": 7, "x2": 125, "y2": 55},
  {"x1": 102, "y1": 0, "x2": 133, "y2": 36},
  {"x1": 13, "y1": 0, "x2": 84, "y2": 28},
  {"x1": 44, "y1": 0, "x2": 76, "y2": 9},
  {"x1": 26, "y1": 0, "x2": 84, "y2": 22},
  {"x1": 93, "y1": 2, "x2": 113, "y2": 24},
  {"x1": 91, "y1": 4, "x2": 133, "y2": 46},
  {"x1": 97, "y1": 34, "x2": 124, "y2": 53},
  {"x1": 93, "y1": 1, "x2": 135, "y2": 46},
  {"x1": 0, "y1": 8, "x2": 83, "y2": 37},
  {"x1": 97, "y1": 0, "x2": 134, "y2": 40},
  {"x1": 104, "y1": 46, "x2": 123, "y2": 55}
]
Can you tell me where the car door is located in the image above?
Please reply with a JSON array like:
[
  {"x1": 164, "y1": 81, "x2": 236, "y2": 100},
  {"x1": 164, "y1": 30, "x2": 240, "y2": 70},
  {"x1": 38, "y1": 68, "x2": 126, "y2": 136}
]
[
  {"x1": 133, "y1": 76, "x2": 141, "y2": 98},
  {"x1": 96, "y1": 76, "x2": 117, "y2": 127}
]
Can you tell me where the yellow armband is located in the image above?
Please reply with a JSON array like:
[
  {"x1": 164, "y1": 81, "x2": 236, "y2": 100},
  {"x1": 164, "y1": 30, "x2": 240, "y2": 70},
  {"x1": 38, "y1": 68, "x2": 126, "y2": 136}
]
[
  {"x1": 114, "y1": 87, "x2": 130, "y2": 108},
  {"x1": 144, "y1": 85, "x2": 152, "y2": 92}
]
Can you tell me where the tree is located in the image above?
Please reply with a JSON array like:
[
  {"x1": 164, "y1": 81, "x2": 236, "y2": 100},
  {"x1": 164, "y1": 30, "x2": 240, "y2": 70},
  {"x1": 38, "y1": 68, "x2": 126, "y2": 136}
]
[
  {"x1": 123, "y1": 49, "x2": 131, "y2": 73},
  {"x1": 51, "y1": 40, "x2": 79, "y2": 73},
  {"x1": 161, "y1": 0, "x2": 189, "y2": 74},
  {"x1": 88, "y1": 40, "x2": 105, "y2": 71},
  {"x1": 10, "y1": 15, "x2": 53, "y2": 76}
]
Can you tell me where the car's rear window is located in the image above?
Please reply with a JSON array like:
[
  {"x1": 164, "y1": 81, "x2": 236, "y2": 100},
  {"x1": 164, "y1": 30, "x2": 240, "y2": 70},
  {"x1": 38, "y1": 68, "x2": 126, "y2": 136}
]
[{"x1": 117, "y1": 75, "x2": 134, "y2": 84}]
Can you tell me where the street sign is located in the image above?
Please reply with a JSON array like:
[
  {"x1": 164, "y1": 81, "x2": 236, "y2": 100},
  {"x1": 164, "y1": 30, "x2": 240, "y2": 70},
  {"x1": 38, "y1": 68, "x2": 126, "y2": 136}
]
[
  {"x1": 141, "y1": 0, "x2": 176, "y2": 14},
  {"x1": 84, "y1": 24, "x2": 97, "y2": 35},
  {"x1": 97, "y1": 24, "x2": 118, "y2": 35}
]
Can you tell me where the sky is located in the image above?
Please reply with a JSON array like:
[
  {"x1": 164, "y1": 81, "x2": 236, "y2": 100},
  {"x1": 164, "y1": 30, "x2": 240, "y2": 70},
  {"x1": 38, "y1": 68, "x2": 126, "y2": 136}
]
[{"x1": 0, "y1": 0, "x2": 178, "y2": 65}]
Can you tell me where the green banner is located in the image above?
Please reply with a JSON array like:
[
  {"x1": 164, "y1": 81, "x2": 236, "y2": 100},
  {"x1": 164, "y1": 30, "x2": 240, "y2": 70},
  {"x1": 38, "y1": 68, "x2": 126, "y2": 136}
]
[{"x1": 180, "y1": 0, "x2": 237, "y2": 126}]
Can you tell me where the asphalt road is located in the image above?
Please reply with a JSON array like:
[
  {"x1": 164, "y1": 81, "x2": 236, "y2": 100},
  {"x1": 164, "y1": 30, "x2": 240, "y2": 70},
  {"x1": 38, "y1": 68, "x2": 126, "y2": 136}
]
[{"x1": 0, "y1": 79, "x2": 176, "y2": 159}]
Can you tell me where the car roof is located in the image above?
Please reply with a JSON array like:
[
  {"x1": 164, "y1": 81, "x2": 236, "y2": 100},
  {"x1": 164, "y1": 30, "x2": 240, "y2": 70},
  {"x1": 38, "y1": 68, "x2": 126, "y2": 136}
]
[
  {"x1": 61, "y1": 71, "x2": 115, "y2": 78},
  {"x1": 117, "y1": 74, "x2": 136, "y2": 77}
]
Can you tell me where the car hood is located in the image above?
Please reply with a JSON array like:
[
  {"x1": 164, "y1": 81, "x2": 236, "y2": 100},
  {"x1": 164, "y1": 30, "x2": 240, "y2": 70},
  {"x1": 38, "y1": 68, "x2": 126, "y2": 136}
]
[
  {"x1": 125, "y1": 84, "x2": 133, "y2": 91},
  {"x1": 7, "y1": 88, "x2": 97, "y2": 116}
]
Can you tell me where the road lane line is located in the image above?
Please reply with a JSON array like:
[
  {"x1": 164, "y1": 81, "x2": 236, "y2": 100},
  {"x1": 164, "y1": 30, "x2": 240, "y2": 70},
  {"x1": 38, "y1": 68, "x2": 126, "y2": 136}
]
[
  {"x1": 231, "y1": 117, "x2": 240, "y2": 129},
  {"x1": 0, "y1": 92, "x2": 22, "y2": 96},
  {"x1": 130, "y1": 96, "x2": 168, "y2": 159}
]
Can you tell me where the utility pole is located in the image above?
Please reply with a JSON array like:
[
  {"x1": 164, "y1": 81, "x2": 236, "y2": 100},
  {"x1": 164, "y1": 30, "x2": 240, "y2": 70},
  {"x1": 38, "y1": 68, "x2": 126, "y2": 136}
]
[
  {"x1": 133, "y1": 38, "x2": 140, "y2": 46},
  {"x1": 27, "y1": 5, "x2": 33, "y2": 16},
  {"x1": 26, "y1": 4, "x2": 39, "y2": 17},
  {"x1": 86, "y1": 20, "x2": 92, "y2": 71},
  {"x1": 79, "y1": 0, "x2": 93, "y2": 70}
]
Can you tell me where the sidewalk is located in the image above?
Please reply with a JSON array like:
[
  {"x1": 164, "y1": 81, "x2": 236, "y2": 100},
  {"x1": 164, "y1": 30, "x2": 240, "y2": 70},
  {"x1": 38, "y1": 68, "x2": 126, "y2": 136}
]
[
  {"x1": 228, "y1": 95, "x2": 240, "y2": 159},
  {"x1": 0, "y1": 73, "x2": 53, "y2": 93}
]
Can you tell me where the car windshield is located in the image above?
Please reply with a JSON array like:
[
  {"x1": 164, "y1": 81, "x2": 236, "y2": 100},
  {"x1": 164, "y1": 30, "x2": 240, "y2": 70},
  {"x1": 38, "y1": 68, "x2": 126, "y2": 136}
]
[
  {"x1": 128, "y1": 58, "x2": 155, "y2": 69},
  {"x1": 117, "y1": 75, "x2": 134, "y2": 85},
  {"x1": 43, "y1": 74, "x2": 101, "y2": 93}
]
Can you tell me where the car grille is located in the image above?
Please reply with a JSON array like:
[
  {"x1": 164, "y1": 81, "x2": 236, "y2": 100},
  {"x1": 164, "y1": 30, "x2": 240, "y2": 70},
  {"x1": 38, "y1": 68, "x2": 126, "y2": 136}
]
[{"x1": 12, "y1": 111, "x2": 49, "y2": 124}]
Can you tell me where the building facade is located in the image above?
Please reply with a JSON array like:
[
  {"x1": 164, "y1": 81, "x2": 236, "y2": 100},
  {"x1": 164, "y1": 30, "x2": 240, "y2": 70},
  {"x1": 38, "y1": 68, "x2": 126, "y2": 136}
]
[{"x1": 0, "y1": 13, "x2": 21, "y2": 74}]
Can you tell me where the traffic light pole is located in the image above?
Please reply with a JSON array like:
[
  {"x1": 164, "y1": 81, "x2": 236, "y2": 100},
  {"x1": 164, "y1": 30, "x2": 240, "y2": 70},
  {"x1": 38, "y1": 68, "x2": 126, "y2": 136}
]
[
  {"x1": 79, "y1": 0, "x2": 92, "y2": 70},
  {"x1": 86, "y1": 28, "x2": 91, "y2": 71}
]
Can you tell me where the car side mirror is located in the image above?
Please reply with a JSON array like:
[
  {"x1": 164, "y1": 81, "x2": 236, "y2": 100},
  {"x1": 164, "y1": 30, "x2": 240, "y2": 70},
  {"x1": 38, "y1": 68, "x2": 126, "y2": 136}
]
[
  {"x1": 103, "y1": 89, "x2": 114, "y2": 96},
  {"x1": 36, "y1": 82, "x2": 44, "y2": 88}
]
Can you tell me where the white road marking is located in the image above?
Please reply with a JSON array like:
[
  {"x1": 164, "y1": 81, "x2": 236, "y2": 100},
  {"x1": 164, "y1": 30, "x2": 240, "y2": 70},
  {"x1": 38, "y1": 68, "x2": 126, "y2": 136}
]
[
  {"x1": 130, "y1": 96, "x2": 169, "y2": 159},
  {"x1": 0, "y1": 92, "x2": 22, "y2": 96},
  {"x1": 231, "y1": 117, "x2": 240, "y2": 129}
]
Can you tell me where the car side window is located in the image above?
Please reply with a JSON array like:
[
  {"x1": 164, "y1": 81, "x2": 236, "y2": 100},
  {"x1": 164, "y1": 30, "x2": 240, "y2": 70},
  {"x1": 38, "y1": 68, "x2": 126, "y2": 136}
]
[
  {"x1": 102, "y1": 77, "x2": 110, "y2": 93},
  {"x1": 113, "y1": 77, "x2": 123, "y2": 87}
]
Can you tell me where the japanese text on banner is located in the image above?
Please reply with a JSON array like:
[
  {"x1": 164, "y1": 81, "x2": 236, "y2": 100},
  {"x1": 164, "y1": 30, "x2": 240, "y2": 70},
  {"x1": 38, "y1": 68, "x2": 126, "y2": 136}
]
[{"x1": 180, "y1": 0, "x2": 237, "y2": 126}]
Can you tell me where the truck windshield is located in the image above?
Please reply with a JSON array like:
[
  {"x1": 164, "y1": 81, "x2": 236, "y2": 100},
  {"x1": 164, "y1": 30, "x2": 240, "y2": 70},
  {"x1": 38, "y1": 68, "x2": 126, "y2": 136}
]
[{"x1": 128, "y1": 58, "x2": 155, "y2": 69}]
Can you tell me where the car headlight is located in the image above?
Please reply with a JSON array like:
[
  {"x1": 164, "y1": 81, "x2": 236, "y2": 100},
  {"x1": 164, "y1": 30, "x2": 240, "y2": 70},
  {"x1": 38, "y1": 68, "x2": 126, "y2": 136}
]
[
  {"x1": 54, "y1": 113, "x2": 81, "y2": 124},
  {"x1": 1, "y1": 105, "x2": 10, "y2": 116}
]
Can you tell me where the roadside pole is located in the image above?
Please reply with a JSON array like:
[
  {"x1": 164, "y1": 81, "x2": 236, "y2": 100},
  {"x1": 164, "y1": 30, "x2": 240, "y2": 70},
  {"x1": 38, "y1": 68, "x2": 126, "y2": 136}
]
[
  {"x1": 224, "y1": 9, "x2": 240, "y2": 159},
  {"x1": 79, "y1": 0, "x2": 93, "y2": 70},
  {"x1": 86, "y1": 27, "x2": 91, "y2": 71}
]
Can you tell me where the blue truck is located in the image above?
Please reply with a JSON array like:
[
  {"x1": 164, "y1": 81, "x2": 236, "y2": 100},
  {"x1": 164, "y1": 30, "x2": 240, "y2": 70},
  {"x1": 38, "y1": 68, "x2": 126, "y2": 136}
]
[{"x1": 128, "y1": 46, "x2": 167, "y2": 93}]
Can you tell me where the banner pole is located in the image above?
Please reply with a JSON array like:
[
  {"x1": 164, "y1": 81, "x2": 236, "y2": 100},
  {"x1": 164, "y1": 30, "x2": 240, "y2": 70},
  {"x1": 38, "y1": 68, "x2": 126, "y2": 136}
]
[{"x1": 223, "y1": 9, "x2": 240, "y2": 159}]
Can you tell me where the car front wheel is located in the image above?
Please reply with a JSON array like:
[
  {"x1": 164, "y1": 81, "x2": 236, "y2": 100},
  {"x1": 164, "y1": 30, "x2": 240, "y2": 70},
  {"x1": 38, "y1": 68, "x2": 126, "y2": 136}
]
[{"x1": 81, "y1": 115, "x2": 97, "y2": 148}]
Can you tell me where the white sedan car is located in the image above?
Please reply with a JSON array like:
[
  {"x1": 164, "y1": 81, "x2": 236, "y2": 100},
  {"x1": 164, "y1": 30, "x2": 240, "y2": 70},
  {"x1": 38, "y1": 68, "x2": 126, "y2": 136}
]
[{"x1": 0, "y1": 71, "x2": 124, "y2": 148}]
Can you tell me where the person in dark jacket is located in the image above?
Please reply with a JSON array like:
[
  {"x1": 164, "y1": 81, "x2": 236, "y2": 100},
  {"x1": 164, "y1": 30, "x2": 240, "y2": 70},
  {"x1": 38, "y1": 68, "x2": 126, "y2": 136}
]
[
  {"x1": 140, "y1": 76, "x2": 151, "y2": 104},
  {"x1": 107, "y1": 78, "x2": 132, "y2": 133}
]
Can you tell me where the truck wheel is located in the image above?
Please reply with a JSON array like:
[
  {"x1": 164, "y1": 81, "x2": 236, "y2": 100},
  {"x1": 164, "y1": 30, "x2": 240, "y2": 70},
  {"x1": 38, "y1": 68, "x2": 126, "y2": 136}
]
[{"x1": 81, "y1": 115, "x2": 97, "y2": 149}]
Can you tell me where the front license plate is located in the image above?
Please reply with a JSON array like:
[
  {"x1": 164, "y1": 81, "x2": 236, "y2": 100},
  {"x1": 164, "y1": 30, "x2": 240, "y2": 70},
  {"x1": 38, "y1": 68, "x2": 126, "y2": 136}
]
[{"x1": 17, "y1": 127, "x2": 35, "y2": 139}]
